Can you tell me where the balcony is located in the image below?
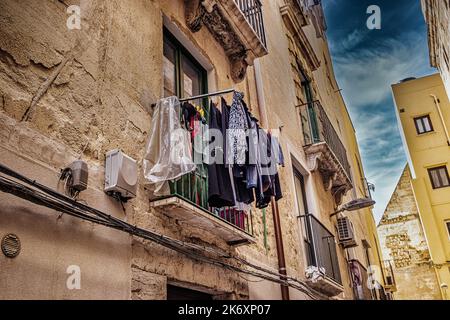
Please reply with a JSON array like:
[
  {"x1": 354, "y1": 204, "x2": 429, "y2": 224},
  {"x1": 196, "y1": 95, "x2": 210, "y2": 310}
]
[
  {"x1": 185, "y1": 0, "x2": 268, "y2": 82},
  {"x1": 301, "y1": 214, "x2": 344, "y2": 297},
  {"x1": 299, "y1": 101, "x2": 353, "y2": 205},
  {"x1": 150, "y1": 170, "x2": 255, "y2": 247},
  {"x1": 382, "y1": 260, "x2": 397, "y2": 293}
]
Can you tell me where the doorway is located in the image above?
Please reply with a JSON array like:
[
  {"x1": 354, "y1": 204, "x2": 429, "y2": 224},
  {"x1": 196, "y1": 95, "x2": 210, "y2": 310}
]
[{"x1": 167, "y1": 285, "x2": 213, "y2": 300}]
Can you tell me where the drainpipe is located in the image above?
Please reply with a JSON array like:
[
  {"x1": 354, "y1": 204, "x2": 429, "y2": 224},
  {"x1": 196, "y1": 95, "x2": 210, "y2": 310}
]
[
  {"x1": 271, "y1": 198, "x2": 290, "y2": 300},
  {"x1": 254, "y1": 60, "x2": 269, "y2": 129},
  {"x1": 254, "y1": 59, "x2": 290, "y2": 300},
  {"x1": 430, "y1": 94, "x2": 450, "y2": 146}
]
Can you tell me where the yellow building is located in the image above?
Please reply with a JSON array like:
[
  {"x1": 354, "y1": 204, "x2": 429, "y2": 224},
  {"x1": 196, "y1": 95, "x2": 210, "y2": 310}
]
[{"x1": 392, "y1": 73, "x2": 450, "y2": 300}]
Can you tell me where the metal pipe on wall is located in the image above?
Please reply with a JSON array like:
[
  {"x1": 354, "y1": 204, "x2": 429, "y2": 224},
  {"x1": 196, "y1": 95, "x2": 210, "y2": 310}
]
[
  {"x1": 271, "y1": 198, "x2": 290, "y2": 300},
  {"x1": 254, "y1": 59, "x2": 269, "y2": 129},
  {"x1": 254, "y1": 57, "x2": 290, "y2": 300},
  {"x1": 430, "y1": 94, "x2": 450, "y2": 146}
]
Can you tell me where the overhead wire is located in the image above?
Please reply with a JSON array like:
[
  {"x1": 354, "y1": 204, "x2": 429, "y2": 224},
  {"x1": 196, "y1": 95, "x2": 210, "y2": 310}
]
[{"x1": 0, "y1": 163, "x2": 326, "y2": 300}]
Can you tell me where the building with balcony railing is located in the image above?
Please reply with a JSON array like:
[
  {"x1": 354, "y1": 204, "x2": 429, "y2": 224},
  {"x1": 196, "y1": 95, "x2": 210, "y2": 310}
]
[
  {"x1": 301, "y1": 214, "x2": 343, "y2": 296},
  {"x1": 185, "y1": 0, "x2": 268, "y2": 82},
  {"x1": 150, "y1": 170, "x2": 255, "y2": 246},
  {"x1": 235, "y1": 0, "x2": 267, "y2": 49},
  {"x1": 0, "y1": 0, "x2": 386, "y2": 301},
  {"x1": 299, "y1": 100, "x2": 353, "y2": 204}
]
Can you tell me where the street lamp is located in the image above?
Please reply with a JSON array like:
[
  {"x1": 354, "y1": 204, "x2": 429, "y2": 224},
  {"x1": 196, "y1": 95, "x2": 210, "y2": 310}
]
[{"x1": 330, "y1": 198, "x2": 376, "y2": 218}]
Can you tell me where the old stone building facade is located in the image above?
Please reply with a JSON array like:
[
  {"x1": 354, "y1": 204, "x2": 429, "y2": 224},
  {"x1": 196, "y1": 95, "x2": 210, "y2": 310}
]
[
  {"x1": 422, "y1": 0, "x2": 450, "y2": 97},
  {"x1": 0, "y1": 0, "x2": 384, "y2": 300},
  {"x1": 378, "y1": 165, "x2": 441, "y2": 300}
]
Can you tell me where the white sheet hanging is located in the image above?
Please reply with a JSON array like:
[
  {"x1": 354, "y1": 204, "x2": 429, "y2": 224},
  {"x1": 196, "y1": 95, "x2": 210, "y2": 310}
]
[{"x1": 143, "y1": 96, "x2": 196, "y2": 195}]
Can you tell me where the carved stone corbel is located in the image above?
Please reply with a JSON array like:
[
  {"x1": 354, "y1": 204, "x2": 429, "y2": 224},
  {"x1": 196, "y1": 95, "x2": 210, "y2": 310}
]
[
  {"x1": 202, "y1": 0, "x2": 217, "y2": 13},
  {"x1": 185, "y1": 0, "x2": 205, "y2": 32},
  {"x1": 320, "y1": 170, "x2": 336, "y2": 191},
  {"x1": 184, "y1": 0, "x2": 255, "y2": 83},
  {"x1": 332, "y1": 185, "x2": 349, "y2": 206},
  {"x1": 201, "y1": 4, "x2": 248, "y2": 82},
  {"x1": 229, "y1": 52, "x2": 248, "y2": 83},
  {"x1": 306, "y1": 152, "x2": 322, "y2": 172}
]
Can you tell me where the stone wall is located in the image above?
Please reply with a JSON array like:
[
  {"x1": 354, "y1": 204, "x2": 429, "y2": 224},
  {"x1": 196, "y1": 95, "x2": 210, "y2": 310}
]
[
  {"x1": 377, "y1": 165, "x2": 441, "y2": 300},
  {"x1": 0, "y1": 0, "x2": 382, "y2": 300}
]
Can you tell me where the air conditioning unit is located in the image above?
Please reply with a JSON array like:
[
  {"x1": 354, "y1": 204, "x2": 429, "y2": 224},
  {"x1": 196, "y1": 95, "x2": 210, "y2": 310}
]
[
  {"x1": 104, "y1": 149, "x2": 138, "y2": 200},
  {"x1": 337, "y1": 217, "x2": 358, "y2": 248}
]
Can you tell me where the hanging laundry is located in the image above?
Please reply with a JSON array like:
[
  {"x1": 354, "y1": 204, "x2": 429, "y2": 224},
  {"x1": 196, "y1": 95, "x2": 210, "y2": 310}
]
[
  {"x1": 273, "y1": 136, "x2": 285, "y2": 167},
  {"x1": 181, "y1": 102, "x2": 197, "y2": 131},
  {"x1": 246, "y1": 116, "x2": 260, "y2": 189},
  {"x1": 227, "y1": 92, "x2": 249, "y2": 166},
  {"x1": 256, "y1": 131, "x2": 283, "y2": 209},
  {"x1": 143, "y1": 96, "x2": 196, "y2": 195},
  {"x1": 220, "y1": 97, "x2": 231, "y2": 168},
  {"x1": 207, "y1": 101, "x2": 235, "y2": 208}
]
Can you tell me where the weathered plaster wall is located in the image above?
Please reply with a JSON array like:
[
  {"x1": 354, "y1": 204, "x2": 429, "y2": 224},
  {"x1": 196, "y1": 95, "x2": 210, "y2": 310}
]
[
  {"x1": 0, "y1": 113, "x2": 132, "y2": 299},
  {"x1": 377, "y1": 166, "x2": 441, "y2": 300},
  {"x1": 0, "y1": 0, "x2": 282, "y2": 300},
  {"x1": 0, "y1": 0, "x2": 382, "y2": 300},
  {"x1": 422, "y1": 0, "x2": 450, "y2": 98}
]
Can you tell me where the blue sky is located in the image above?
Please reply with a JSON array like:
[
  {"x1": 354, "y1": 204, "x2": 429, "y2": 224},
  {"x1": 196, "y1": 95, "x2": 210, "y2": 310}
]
[{"x1": 322, "y1": 0, "x2": 436, "y2": 222}]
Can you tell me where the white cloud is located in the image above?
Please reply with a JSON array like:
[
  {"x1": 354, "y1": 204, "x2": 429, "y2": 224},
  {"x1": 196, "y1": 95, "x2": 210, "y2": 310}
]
[
  {"x1": 335, "y1": 32, "x2": 432, "y2": 109},
  {"x1": 330, "y1": 29, "x2": 369, "y2": 53},
  {"x1": 330, "y1": 30, "x2": 436, "y2": 222}
]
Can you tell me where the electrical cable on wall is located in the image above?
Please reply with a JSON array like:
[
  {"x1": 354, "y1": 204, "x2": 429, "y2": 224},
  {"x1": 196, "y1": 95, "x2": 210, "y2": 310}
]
[
  {"x1": 59, "y1": 168, "x2": 79, "y2": 199},
  {"x1": 0, "y1": 163, "x2": 327, "y2": 300},
  {"x1": 58, "y1": 160, "x2": 89, "y2": 200}
]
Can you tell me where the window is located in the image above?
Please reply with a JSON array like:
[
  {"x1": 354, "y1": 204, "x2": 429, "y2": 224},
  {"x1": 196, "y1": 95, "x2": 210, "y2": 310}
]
[
  {"x1": 301, "y1": 214, "x2": 342, "y2": 284},
  {"x1": 414, "y1": 115, "x2": 434, "y2": 134},
  {"x1": 428, "y1": 166, "x2": 450, "y2": 189},
  {"x1": 293, "y1": 168, "x2": 313, "y2": 265},
  {"x1": 446, "y1": 221, "x2": 450, "y2": 239},
  {"x1": 163, "y1": 29, "x2": 207, "y2": 98},
  {"x1": 293, "y1": 168, "x2": 309, "y2": 216},
  {"x1": 162, "y1": 29, "x2": 209, "y2": 210}
]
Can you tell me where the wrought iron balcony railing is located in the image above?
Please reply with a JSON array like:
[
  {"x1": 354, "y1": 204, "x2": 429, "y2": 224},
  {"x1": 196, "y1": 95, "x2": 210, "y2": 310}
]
[
  {"x1": 299, "y1": 101, "x2": 353, "y2": 204},
  {"x1": 149, "y1": 101, "x2": 254, "y2": 246},
  {"x1": 150, "y1": 171, "x2": 255, "y2": 246},
  {"x1": 300, "y1": 101, "x2": 351, "y2": 178},
  {"x1": 169, "y1": 172, "x2": 254, "y2": 235},
  {"x1": 235, "y1": 0, "x2": 267, "y2": 48},
  {"x1": 301, "y1": 214, "x2": 342, "y2": 285}
]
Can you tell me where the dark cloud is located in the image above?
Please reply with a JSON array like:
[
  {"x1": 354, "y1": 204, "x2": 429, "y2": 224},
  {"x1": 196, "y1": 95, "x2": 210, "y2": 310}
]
[{"x1": 323, "y1": 0, "x2": 436, "y2": 221}]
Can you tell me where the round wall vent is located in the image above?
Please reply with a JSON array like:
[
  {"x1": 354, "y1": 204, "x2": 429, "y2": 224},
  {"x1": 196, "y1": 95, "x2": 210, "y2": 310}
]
[{"x1": 1, "y1": 234, "x2": 21, "y2": 258}]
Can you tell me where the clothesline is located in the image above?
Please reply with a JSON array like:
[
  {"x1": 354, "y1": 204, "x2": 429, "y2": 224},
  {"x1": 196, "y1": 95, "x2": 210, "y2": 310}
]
[
  {"x1": 151, "y1": 88, "x2": 262, "y2": 126},
  {"x1": 151, "y1": 89, "x2": 257, "y2": 117},
  {"x1": 144, "y1": 92, "x2": 284, "y2": 215},
  {"x1": 150, "y1": 88, "x2": 236, "y2": 109},
  {"x1": 179, "y1": 88, "x2": 236, "y2": 103}
]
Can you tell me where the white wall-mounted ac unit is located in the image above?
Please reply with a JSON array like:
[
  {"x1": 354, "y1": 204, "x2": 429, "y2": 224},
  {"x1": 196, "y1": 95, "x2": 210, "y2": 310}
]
[
  {"x1": 337, "y1": 217, "x2": 358, "y2": 248},
  {"x1": 104, "y1": 149, "x2": 138, "y2": 200}
]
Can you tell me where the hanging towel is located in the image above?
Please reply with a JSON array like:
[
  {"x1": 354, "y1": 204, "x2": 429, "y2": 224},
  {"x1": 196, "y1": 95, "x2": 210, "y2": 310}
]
[{"x1": 143, "y1": 96, "x2": 196, "y2": 195}]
